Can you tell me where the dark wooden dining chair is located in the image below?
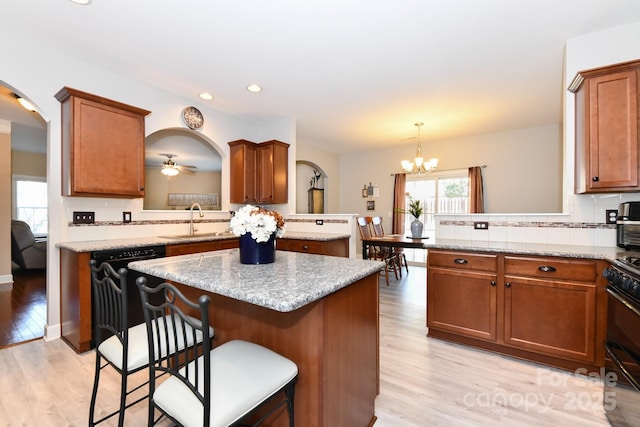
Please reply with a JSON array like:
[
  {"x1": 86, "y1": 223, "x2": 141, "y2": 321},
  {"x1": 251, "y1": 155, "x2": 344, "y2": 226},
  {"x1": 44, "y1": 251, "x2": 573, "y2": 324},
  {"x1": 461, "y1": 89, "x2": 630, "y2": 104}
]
[
  {"x1": 371, "y1": 216, "x2": 408, "y2": 277},
  {"x1": 357, "y1": 216, "x2": 398, "y2": 285}
]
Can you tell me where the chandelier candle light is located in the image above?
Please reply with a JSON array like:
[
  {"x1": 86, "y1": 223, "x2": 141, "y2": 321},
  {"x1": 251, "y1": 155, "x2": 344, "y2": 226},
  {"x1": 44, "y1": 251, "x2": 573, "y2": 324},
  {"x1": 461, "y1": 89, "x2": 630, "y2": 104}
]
[
  {"x1": 230, "y1": 205, "x2": 286, "y2": 264},
  {"x1": 401, "y1": 122, "x2": 438, "y2": 174}
]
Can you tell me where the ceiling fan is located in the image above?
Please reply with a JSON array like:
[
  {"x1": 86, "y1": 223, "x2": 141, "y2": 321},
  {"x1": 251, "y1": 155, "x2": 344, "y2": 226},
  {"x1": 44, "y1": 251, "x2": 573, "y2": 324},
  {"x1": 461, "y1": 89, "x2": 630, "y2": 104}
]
[{"x1": 160, "y1": 153, "x2": 197, "y2": 176}]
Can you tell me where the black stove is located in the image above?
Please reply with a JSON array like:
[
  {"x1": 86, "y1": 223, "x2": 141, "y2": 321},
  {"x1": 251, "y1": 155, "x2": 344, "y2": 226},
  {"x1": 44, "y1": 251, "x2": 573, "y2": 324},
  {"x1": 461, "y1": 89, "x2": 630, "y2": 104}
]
[
  {"x1": 602, "y1": 252, "x2": 640, "y2": 426},
  {"x1": 605, "y1": 256, "x2": 640, "y2": 302}
]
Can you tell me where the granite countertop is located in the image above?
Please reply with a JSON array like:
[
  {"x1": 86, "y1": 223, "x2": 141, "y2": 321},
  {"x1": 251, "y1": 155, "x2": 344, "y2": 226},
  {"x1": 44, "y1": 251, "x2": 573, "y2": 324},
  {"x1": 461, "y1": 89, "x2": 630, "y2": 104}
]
[
  {"x1": 424, "y1": 238, "x2": 622, "y2": 263},
  {"x1": 56, "y1": 233, "x2": 236, "y2": 252},
  {"x1": 129, "y1": 249, "x2": 384, "y2": 312},
  {"x1": 56, "y1": 231, "x2": 351, "y2": 252}
]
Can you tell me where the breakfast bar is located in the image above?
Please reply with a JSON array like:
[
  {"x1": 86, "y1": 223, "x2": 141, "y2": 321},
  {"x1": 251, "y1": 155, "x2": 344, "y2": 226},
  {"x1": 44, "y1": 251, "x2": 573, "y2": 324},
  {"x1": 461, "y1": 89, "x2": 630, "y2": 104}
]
[{"x1": 129, "y1": 249, "x2": 384, "y2": 427}]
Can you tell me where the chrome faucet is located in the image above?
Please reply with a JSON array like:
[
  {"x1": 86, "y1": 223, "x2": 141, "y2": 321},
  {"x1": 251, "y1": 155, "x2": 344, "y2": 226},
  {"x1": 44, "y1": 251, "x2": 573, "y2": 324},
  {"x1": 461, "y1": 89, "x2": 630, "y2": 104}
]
[{"x1": 189, "y1": 203, "x2": 204, "y2": 235}]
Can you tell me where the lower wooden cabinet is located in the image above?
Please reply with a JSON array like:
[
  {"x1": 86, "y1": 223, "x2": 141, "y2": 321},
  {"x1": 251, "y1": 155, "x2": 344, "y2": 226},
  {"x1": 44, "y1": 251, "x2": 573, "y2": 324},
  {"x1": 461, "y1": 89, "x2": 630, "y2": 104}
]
[
  {"x1": 427, "y1": 249, "x2": 608, "y2": 371},
  {"x1": 276, "y1": 237, "x2": 349, "y2": 257}
]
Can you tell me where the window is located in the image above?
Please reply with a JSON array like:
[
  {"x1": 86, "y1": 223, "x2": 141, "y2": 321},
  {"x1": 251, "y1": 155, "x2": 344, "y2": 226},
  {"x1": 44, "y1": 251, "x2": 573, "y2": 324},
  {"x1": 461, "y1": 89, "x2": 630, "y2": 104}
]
[
  {"x1": 13, "y1": 176, "x2": 48, "y2": 236},
  {"x1": 403, "y1": 170, "x2": 469, "y2": 263}
]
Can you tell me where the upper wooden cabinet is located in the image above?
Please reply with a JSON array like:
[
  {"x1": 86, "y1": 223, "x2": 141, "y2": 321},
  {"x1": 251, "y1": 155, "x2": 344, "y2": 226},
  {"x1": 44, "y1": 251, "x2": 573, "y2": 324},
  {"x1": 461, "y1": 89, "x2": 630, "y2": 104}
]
[
  {"x1": 569, "y1": 60, "x2": 640, "y2": 194},
  {"x1": 228, "y1": 139, "x2": 289, "y2": 204},
  {"x1": 55, "y1": 87, "x2": 151, "y2": 198}
]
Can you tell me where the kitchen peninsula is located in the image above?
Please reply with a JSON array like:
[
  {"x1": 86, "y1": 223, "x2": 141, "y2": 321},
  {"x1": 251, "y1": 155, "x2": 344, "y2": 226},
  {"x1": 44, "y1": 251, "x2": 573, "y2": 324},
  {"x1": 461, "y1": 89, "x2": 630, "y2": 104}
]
[{"x1": 129, "y1": 249, "x2": 384, "y2": 427}]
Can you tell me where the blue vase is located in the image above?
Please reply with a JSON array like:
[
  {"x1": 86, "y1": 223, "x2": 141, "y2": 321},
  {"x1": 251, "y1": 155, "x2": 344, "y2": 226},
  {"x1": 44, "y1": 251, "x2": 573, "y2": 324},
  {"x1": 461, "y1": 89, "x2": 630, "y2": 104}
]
[{"x1": 239, "y1": 233, "x2": 276, "y2": 264}]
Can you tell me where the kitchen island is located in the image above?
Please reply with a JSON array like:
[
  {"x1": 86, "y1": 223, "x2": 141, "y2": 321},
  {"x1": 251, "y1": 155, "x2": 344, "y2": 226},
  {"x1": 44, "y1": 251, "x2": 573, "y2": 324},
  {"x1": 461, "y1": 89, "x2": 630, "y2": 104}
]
[
  {"x1": 56, "y1": 231, "x2": 350, "y2": 353},
  {"x1": 129, "y1": 249, "x2": 384, "y2": 427}
]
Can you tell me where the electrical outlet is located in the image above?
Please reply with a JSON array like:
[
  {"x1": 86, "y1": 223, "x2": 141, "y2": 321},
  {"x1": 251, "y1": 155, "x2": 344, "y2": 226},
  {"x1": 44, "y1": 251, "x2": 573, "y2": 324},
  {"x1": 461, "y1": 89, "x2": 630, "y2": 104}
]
[
  {"x1": 606, "y1": 209, "x2": 618, "y2": 224},
  {"x1": 316, "y1": 219, "x2": 324, "y2": 225},
  {"x1": 473, "y1": 221, "x2": 489, "y2": 230},
  {"x1": 72, "y1": 211, "x2": 95, "y2": 224}
]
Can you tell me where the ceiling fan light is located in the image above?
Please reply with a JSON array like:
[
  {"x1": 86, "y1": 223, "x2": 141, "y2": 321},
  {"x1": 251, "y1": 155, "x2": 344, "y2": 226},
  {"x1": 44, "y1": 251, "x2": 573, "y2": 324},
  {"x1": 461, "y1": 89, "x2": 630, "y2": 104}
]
[{"x1": 161, "y1": 166, "x2": 179, "y2": 177}]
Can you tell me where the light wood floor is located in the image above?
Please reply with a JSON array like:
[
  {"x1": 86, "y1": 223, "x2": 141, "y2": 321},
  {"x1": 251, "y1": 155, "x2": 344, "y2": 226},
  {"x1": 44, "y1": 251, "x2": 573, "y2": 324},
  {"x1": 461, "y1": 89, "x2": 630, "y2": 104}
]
[{"x1": 0, "y1": 266, "x2": 609, "y2": 426}]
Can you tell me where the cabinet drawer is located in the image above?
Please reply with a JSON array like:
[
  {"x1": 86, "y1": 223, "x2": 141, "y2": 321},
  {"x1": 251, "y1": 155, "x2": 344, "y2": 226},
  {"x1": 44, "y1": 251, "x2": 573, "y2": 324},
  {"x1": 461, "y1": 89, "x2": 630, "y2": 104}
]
[
  {"x1": 504, "y1": 256, "x2": 598, "y2": 282},
  {"x1": 428, "y1": 250, "x2": 497, "y2": 272},
  {"x1": 219, "y1": 238, "x2": 239, "y2": 250},
  {"x1": 284, "y1": 239, "x2": 324, "y2": 255},
  {"x1": 166, "y1": 241, "x2": 219, "y2": 256}
]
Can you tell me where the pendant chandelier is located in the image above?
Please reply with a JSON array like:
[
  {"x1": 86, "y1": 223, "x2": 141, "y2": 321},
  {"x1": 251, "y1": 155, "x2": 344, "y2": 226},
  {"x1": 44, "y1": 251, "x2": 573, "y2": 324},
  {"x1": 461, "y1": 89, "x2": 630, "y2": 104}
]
[{"x1": 401, "y1": 122, "x2": 438, "y2": 174}]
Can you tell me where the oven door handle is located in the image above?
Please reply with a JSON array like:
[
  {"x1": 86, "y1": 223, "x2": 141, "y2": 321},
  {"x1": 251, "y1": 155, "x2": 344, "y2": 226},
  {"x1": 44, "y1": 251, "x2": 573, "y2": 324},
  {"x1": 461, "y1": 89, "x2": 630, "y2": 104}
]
[
  {"x1": 604, "y1": 341, "x2": 640, "y2": 392},
  {"x1": 607, "y1": 286, "x2": 640, "y2": 318}
]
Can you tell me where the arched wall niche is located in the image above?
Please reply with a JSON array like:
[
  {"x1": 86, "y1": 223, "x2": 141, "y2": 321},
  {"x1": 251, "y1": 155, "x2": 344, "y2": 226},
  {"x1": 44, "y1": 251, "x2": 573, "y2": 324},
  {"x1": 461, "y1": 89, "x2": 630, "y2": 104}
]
[
  {"x1": 296, "y1": 160, "x2": 327, "y2": 214},
  {"x1": 144, "y1": 127, "x2": 223, "y2": 211}
]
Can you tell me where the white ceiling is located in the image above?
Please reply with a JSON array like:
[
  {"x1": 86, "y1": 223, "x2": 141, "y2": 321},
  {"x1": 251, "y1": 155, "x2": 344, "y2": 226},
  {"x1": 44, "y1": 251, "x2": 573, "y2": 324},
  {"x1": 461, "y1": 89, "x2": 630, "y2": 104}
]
[{"x1": 4, "y1": 0, "x2": 640, "y2": 154}]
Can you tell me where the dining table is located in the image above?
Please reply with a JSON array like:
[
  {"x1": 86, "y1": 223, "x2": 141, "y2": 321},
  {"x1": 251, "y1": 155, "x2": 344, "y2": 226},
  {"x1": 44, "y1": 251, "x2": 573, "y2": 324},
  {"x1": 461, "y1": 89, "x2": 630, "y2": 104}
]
[{"x1": 360, "y1": 234, "x2": 429, "y2": 259}]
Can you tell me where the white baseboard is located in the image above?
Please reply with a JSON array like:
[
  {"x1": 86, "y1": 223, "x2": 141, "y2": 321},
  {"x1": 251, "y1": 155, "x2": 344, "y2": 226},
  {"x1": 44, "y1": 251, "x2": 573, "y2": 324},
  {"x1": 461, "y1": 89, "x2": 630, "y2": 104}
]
[
  {"x1": 44, "y1": 324, "x2": 61, "y2": 342},
  {"x1": 0, "y1": 274, "x2": 13, "y2": 291}
]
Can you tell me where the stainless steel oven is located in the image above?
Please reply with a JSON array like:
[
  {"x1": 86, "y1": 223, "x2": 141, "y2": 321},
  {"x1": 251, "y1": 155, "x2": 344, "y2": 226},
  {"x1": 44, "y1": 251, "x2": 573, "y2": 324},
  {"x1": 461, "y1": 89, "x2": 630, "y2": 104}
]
[{"x1": 603, "y1": 257, "x2": 640, "y2": 426}]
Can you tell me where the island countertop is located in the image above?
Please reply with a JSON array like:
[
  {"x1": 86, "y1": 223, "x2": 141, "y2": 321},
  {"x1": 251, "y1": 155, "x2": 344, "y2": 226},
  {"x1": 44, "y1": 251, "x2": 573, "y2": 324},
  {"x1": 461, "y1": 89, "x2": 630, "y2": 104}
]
[{"x1": 129, "y1": 249, "x2": 384, "y2": 312}]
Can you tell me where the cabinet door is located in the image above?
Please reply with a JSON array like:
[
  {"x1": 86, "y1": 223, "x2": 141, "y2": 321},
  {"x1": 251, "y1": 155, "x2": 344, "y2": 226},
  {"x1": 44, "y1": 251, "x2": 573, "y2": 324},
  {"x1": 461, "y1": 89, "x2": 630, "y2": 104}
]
[
  {"x1": 503, "y1": 277, "x2": 597, "y2": 363},
  {"x1": 427, "y1": 268, "x2": 497, "y2": 342},
  {"x1": 576, "y1": 68, "x2": 639, "y2": 193},
  {"x1": 229, "y1": 141, "x2": 257, "y2": 203},
  {"x1": 56, "y1": 87, "x2": 149, "y2": 197},
  {"x1": 257, "y1": 143, "x2": 274, "y2": 203},
  {"x1": 73, "y1": 97, "x2": 146, "y2": 196},
  {"x1": 257, "y1": 141, "x2": 289, "y2": 204}
]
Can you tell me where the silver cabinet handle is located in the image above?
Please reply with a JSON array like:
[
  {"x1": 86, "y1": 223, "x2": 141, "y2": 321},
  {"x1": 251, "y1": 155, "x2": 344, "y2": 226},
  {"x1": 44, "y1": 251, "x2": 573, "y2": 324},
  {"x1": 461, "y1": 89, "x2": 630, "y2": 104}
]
[
  {"x1": 454, "y1": 258, "x2": 468, "y2": 264},
  {"x1": 538, "y1": 265, "x2": 557, "y2": 273}
]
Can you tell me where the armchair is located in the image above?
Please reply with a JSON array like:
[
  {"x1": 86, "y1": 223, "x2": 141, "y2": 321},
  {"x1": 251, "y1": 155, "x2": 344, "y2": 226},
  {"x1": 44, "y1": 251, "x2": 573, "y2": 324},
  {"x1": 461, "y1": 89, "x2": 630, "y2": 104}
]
[{"x1": 11, "y1": 220, "x2": 46, "y2": 270}]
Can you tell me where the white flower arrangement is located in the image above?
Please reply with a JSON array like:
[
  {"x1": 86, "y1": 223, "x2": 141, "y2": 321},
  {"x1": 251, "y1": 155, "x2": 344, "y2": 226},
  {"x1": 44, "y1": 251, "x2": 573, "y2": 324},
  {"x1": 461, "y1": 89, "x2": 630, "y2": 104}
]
[{"x1": 230, "y1": 205, "x2": 286, "y2": 243}]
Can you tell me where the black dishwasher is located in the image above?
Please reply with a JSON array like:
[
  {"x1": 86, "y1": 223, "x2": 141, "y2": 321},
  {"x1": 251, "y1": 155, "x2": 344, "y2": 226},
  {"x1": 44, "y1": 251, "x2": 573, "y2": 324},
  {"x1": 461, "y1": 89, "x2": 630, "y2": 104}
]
[{"x1": 91, "y1": 245, "x2": 166, "y2": 338}]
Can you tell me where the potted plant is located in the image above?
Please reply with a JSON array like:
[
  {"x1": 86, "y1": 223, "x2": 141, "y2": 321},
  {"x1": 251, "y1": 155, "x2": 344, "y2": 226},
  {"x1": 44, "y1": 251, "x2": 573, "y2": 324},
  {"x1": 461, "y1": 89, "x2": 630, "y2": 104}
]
[
  {"x1": 230, "y1": 205, "x2": 286, "y2": 264},
  {"x1": 397, "y1": 193, "x2": 424, "y2": 238}
]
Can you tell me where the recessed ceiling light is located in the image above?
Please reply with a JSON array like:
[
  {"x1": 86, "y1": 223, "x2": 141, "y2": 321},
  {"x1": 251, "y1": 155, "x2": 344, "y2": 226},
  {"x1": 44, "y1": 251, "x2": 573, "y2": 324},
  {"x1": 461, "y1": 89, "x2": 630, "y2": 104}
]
[
  {"x1": 12, "y1": 93, "x2": 37, "y2": 112},
  {"x1": 247, "y1": 84, "x2": 262, "y2": 93},
  {"x1": 199, "y1": 92, "x2": 214, "y2": 101},
  {"x1": 70, "y1": 0, "x2": 91, "y2": 4}
]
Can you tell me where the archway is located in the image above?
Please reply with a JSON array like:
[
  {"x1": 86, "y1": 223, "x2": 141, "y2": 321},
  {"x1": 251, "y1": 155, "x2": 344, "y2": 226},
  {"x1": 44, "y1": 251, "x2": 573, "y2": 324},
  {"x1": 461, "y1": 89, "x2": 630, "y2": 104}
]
[
  {"x1": 296, "y1": 160, "x2": 327, "y2": 214},
  {"x1": 0, "y1": 82, "x2": 48, "y2": 346}
]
